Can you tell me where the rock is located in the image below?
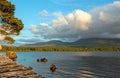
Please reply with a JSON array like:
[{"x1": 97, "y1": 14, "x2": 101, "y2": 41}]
[
  {"x1": 40, "y1": 58, "x2": 48, "y2": 63},
  {"x1": 0, "y1": 54, "x2": 43, "y2": 78},
  {"x1": 37, "y1": 58, "x2": 48, "y2": 63},
  {"x1": 50, "y1": 64, "x2": 57, "y2": 72},
  {"x1": 37, "y1": 58, "x2": 40, "y2": 62},
  {"x1": 0, "y1": 44, "x2": 2, "y2": 50},
  {"x1": 6, "y1": 51, "x2": 17, "y2": 61}
]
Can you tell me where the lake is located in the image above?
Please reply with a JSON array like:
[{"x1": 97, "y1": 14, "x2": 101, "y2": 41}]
[{"x1": 1, "y1": 52, "x2": 120, "y2": 78}]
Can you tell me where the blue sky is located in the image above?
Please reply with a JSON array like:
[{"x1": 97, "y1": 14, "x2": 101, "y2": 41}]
[
  {"x1": 1, "y1": 0, "x2": 120, "y2": 46},
  {"x1": 10, "y1": 0, "x2": 115, "y2": 26}
]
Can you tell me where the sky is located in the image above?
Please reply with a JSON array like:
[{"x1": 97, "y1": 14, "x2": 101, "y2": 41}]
[{"x1": 1, "y1": 0, "x2": 120, "y2": 46}]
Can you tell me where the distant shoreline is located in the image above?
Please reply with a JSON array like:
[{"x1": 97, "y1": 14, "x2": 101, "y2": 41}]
[{"x1": 1, "y1": 46, "x2": 120, "y2": 52}]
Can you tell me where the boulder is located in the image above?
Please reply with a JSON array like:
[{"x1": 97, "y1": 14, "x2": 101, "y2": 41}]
[
  {"x1": 6, "y1": 51, "x2": 17, "y2": 61},
  {"x1": 41, "y1": 58, "x2": 48, "y2": 63},
  {"x1": 0, "y1": 44, "x2": 2, "y2": 50},
  {"x1": 50, "y1": 64, "x2": 57, "y2": 72}
]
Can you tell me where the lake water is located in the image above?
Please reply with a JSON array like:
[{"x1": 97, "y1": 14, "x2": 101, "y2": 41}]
[{"x1": 1, "y1": 52, "x2": 120, "y2": 78}]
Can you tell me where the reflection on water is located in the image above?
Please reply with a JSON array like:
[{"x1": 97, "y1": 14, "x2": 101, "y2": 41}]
[
  {"x1": 1, "y1": 52, "x2": 120, "y2": 78},
  {"x1": 78, "y1": 57, "x2": 120, "y2": 78}
]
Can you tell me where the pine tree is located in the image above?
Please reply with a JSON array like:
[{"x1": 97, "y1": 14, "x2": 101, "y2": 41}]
[{"x1": 0, "y1": 0, "x2": 24, "y2": 44}]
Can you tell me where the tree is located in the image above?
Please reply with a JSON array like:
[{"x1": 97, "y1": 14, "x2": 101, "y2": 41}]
[{"x1": 0, "y1": 0, "x2": 24, "y2": 44}]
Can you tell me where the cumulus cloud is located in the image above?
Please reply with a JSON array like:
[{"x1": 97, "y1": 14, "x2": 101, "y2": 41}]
[
  {"x1": 40, "y1": 23, "x2": 52, "y2": 29},
  {"x1": 87, "y1": 1, "x2": 120, "y2": 38},
  {"x1": 52, "y1": 17, "x2": 68, "y2": 26},
  {"x1": 30, "y1": 1, "x2": 120, "y2": 41},
  {"x1": 113, "y1": 1, "x2": 120, "y2": 7},
  {"x1": 39, "y1": 10, "x2": 49, "y2": 16},
  {"x1": 29, "y1": 25, "x2": 39, "y2": 34},
  {"x1": 52, "y1": 9, "x2": 92, "y2": 30},
  {"x1": 30, "y1": 9, "x2": 92, "y2": 40}
]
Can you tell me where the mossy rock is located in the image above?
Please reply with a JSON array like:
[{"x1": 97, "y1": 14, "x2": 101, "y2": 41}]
[{"x1": 6, "y1": 51, "x2": 17, "y2": 61}]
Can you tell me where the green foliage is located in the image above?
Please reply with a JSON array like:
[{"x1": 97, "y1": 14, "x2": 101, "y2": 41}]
[
  {"x1": 0, "y1": 0, "x2": 24, "y2": 44},
  {"x1": 0, "y1": 0, "x2": 15, "y2": 11},
  {"x1": 0, "y1": 29, "x2": 8, "y2": 35},
  {"x1": 4, "y1": 36, "x2": 15, "y2": 44},
  {"x1": 1, "y1": 46, "x2": 120, "y2": 52}
]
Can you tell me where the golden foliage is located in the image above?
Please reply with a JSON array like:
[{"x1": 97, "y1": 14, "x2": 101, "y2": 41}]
[{"x1": 0, "y1": 0, "x2": 24, "y2": 44}]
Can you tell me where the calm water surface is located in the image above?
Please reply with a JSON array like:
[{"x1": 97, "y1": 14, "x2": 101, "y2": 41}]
[{"x1": 1, "y1": 52, "x2": 120, "y2": 78}]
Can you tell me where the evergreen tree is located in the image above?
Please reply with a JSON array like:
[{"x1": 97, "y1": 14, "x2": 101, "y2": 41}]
[{"x1": 0, "y1": 0, "x2": 24, "y2": 44}]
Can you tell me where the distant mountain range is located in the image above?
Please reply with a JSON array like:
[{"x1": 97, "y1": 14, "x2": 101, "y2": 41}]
[{"x1": 25, "y1": 38, "x2": 120, "y2": 47}]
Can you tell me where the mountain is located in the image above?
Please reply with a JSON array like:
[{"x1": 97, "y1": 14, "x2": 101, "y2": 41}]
[
  {"x1": 26, "y1": 40, "x2": 70, "y2": 46},
  {"x1": 70, "y1": 38, "x2": 120, "y2": 47},
  {"x1": 25, "y1": 38, "x2": 120, "y2": 47}
]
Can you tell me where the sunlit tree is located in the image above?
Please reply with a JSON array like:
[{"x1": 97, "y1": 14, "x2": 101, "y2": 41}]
[{"x1": 0, "y1": 0, "x2": 24, "y2": 44}]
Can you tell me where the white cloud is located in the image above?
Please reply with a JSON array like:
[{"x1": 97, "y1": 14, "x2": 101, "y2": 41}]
[
  {"x1": 52, "y1": 9, "x2": 92, "y2": 30},
  {"x1": 99, "y1": 12, "x2": 106, "y2": 22},
  {"x1": 72, "y1": 10, "x2": 92, "y2": 30},
  {"x1": 66, "y1": 13, "x2": 74, "y2": 21},
  {"x1": 53, "y1": 12, "x2": 63, "y2": 17},
  {"x1": 99, "y1": 11, "x2": 114, "y2": 23},
  {"x1": 52, "y1": 17, "x2": 68, "y2": 26},
  {"x1": 30, "y1": 9, "x2": 92, "y2": 40},
  {"x1": 86, "y1": 1, "x2": 120, "y2": 38},
  {"x1": 29, "y1": 25, "x2": 39, "y2": 34},
  {"x1": 39, "y1": 10, "x2": 49, "y2": 16},
  {"x1": 40, "y1": 23, "x2": 52, "y2": 29},
  {"x1": 30, "y1": 1, "x2": 120, "y2": 41},
  {"x1": 113, "y1": 1, "x2": 120, "y2": 8}
]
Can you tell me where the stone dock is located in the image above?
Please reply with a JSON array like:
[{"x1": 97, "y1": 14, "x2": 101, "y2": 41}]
[{"x1": 0, "y1": 54, "x2": 43, "y2": 78}]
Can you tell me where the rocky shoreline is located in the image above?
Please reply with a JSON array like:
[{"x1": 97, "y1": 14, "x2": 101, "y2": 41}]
[{"x1": 0, "y1": 54, "x2": 43, "y2": 78}]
